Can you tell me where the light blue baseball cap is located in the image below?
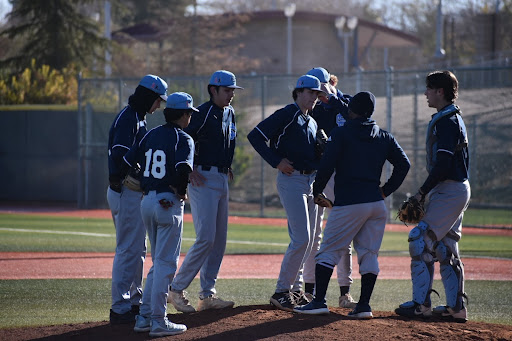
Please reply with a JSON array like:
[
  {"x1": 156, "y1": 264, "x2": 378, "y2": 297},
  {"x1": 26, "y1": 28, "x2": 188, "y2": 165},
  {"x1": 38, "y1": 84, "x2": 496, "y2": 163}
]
[
  {"x1": 166, "y1": 92, "x2": 199, "y2": 112},
  {"x1": 209, "y1": 70, "x2": 244, "y2": 89},
  {"x1": 139, "y1": 74, "x2": 168, "y2": 101},
  {"x1": 307, "y1": 67, "x2": 330, "y2": 83},
  {"x1": 295, "y1": 75, "x2": 324, "y2": 92}
]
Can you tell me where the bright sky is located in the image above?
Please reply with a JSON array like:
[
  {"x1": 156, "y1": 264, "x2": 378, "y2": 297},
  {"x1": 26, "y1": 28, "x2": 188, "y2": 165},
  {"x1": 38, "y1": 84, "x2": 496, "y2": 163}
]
[{"x1": 0, "y1": 0, "x2": 11, "y2": 23}]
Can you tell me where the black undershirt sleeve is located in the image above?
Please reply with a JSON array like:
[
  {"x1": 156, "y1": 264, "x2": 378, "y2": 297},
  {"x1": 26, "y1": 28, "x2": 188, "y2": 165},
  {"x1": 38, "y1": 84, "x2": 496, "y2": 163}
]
[{"x1": 175, "y1": 164, "x2": 192, "y2": 196}]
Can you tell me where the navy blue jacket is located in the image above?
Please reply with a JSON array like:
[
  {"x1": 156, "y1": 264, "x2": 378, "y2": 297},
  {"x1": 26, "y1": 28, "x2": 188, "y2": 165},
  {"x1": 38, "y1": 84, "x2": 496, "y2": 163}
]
[
  {"x1": 185, "y1": 100, "x2": 236, "y2": 169},
  {"x1": 248, "y1": 103, "x2": 319, "y2": 171},
  {"x1": 313, "y1": 117, "x2": 410, "y2": 206}
]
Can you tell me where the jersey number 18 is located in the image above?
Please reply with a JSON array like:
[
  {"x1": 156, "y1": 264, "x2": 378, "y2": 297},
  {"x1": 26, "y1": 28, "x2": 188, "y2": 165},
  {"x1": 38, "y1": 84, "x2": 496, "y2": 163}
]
[{"x1": 144, "y1": 149, "x2": 166, "y2": 179}]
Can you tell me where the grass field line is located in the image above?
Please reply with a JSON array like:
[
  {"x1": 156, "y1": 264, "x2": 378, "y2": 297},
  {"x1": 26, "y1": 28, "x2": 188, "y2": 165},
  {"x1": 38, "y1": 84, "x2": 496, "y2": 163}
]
[{"x1": 0, "y1": 227, "x2": 289, "y2": 247}]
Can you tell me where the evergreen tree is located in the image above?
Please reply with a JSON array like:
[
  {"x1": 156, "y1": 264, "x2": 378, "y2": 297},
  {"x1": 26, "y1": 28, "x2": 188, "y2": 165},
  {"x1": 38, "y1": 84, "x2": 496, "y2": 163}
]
[{"x1": 1, "y1": 0, "x2": 107, "y2": 73}]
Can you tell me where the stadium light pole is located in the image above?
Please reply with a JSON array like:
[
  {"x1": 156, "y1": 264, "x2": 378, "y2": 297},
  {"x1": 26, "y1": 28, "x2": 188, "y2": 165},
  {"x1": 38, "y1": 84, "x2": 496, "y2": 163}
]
[
  {"x1": 284, "y1": 3, "x2": 296, "y2": 75},
  {"x1": 104, "y1": 0, "x2": 112, "y2": 77},
  {"x1": 335, "y1": 16, "x2": 358, "y2": 74},
  {"x1": 434, "y1": 0, "x2": 446, "y2": 59}
]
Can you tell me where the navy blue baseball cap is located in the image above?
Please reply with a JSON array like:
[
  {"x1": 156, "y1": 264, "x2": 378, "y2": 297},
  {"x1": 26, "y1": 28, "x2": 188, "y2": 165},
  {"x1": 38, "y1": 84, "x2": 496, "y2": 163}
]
[
  {"x1": 166, "y1": 92, "x2": 199, "y2": 112},
  {"x1": 209, "y1": 70, "x2": 244, "y2": 89},
  {"x1": 295, "y1": 75, "x2": 324, "y2": 92},
  {"x1": 307, "y1": 67, "x2": 330, "y2": 83},
  {"x1": 139, "y1": 74, "x2": 168, "y2": 101},
  {"x1": 348, "y1": 91, "x2": 376, "y2": 117}
]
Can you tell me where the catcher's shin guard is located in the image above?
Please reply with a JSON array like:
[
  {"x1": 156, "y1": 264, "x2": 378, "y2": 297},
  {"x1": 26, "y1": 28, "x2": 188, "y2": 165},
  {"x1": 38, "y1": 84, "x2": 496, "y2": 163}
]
[
  {"x1": 408, "y1": 222, "x2": 435, "y2": 305},
  {"x1": 436, "y1": 240, "x2": 465, "y2": 309}
]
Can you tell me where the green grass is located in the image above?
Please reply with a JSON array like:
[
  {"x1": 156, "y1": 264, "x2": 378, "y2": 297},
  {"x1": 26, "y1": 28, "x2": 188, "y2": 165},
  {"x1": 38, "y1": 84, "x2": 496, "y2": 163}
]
[
  {"x1": 0, "y1": 213, "x2": 511, "y2": 329},
  {"x1": 0, "y1": 278, "x2": 510, "y2": 329},
  {"x1": 0, "y1": 213, "x2": 511, "y2": 257},
  {"x1": 463, "y1": 208, "x2": 512, "y2": 227},
  {"x1": 231, "y1": 207, "x2": 512, "y2": 228}
]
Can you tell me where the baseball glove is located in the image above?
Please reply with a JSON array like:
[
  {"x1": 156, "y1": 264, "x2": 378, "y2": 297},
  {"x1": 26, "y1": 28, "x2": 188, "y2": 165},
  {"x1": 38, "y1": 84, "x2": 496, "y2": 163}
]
[
  {"x1": 314, "y1": 193, "x2": 333, "y2": 208},
  {"x1": 397, "y1": 196, "x2": 425, "y2": 225},
  {"x1": 123, "y1": 174, "x2": 143, "y2": 192}
]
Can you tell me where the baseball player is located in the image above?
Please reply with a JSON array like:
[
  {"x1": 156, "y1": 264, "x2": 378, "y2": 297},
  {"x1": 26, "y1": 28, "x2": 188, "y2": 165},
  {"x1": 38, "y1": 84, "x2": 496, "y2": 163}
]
[
  {"x1": 395, "y1": 70, "x2": 470, "y2": 322},
  {"x1": 168, "y1": 70, "x2": 242, "y2": 312},
  {"x1": 124, "y1": 92, "x2": 196, "y2": 337},
  {"x1": 301, "y1": 67, "x2": 358, "y2": 308},
  {"x1": 248, "y1": 74, "x2": 325, "y2": 311},
  {"x1": 294, "y1": 91, "x2": 410, "y2": 318},
  {"x1": 107, "y1": 74, "x2": 168, "y2": 324}
]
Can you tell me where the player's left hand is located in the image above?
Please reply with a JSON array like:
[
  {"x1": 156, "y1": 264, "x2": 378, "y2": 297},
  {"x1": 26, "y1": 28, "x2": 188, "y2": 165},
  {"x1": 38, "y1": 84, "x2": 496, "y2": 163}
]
[
  {"x1": 228, "y1": 168, "x2": 234, "y2": 181},
  {"x1": 413, "y1": 191, "x2": 424, "y2": 202},
  {"x1": 314, "y1": 193, "x2": 333, "y2": 208}
]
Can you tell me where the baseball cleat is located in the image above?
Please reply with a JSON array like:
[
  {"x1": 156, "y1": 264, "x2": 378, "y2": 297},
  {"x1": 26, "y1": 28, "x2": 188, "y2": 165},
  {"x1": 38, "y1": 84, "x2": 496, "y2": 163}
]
[
  {"x1": 133, "y1": 314, "x2": 151, "y2": 332},
  {"x1": 292, "y1": 290, "x2": 312, "y2": 306},
  {"x1": 433, "y1": 305, "x2": 468, "y2": 323},
  {"x1": 348, "y1": 303, "x2": 373, "y2": 319},
  {"x1": 293, "y1": 300, "x2": 330, "y2": 315},
  {"x1": 149, "y1": 317, "x2": 187, "y2": 337},
  {"x1": 197, "y1": 295, "x2": 235, "y2": 311},
  {"x1": 339, "y1": 293, "x2": 358, "y2": 309},
  {"x1": 109, "y1": 309, "x2": 136, "y2": 325},
  {"x1": 394, "y1": 301, "x2": 432, "y2": 318},
  {"x1": 130, "y1": 304, "x2": 140, "y2": 316},
  {"x1": 270, "y1": 291, "x2": 296, "y2": 312},
  {"x1": 168, "y1": 290, "x2": 196, "y2": 313}
]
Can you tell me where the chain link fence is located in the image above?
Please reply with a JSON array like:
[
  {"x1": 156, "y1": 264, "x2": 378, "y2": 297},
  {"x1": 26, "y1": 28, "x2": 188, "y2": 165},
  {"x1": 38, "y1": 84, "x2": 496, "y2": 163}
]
[{"x1": 78, "y1": 67, "x2": 512, "y2": 224}]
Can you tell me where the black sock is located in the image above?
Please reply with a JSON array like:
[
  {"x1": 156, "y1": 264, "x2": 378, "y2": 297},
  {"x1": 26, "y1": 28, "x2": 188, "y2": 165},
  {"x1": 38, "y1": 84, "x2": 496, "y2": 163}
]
[
  {"x1": 305, "y1": 282, "x2": 315, "y2": 295},
  {"x1": 340, "y1": 286, "x2": 350, "y2": 296},
  {"x1": 314, "y1": 263, "x2": 334, "y2": 302},
  {"x1": 359, "y1": 273, "x2": 377, "y2": 305}
]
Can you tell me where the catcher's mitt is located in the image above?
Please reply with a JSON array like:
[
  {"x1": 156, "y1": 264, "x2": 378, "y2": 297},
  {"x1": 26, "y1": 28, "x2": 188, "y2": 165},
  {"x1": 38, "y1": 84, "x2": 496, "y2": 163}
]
[
  {"x1": 397, "y1": 196, "x2": 425, "y2": 225},
  {"x1": 314, "y1": 193, "x2": 333, "y2": 208},
  {"x1": 123, "y1": 174, "x2": 143, "y2": 192}
]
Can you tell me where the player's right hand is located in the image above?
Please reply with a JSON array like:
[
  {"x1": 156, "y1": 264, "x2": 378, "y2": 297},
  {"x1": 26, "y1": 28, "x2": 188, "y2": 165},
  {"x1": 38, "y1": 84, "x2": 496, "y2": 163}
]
[
  {"x1": 189, "y1": 169, "x2": 206, "y2": 187},
  {"x1": 277, "y1": 158, "x2": 294, "y2": 176}
]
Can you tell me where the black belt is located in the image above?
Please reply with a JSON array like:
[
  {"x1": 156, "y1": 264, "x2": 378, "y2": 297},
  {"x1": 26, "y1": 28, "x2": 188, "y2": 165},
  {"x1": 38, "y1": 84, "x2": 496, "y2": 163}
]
[
  {"x1": 299, "y1": 170, "x2": 315, "y2": 175},
  {"x1": 109, "y1": 183, "x2": 122, "y2": 193},
  {"x1": 198, "y1": 165, "x2": 230, "y2": 174},
  {"x1": 143, "y1": 188, "x2": 175, "y2": 196}
]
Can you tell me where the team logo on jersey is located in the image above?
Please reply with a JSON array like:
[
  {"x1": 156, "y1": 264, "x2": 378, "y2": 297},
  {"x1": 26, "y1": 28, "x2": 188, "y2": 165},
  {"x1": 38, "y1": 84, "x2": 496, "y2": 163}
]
[
  {"x1": 230, "y1": 122, "x2": 236, "y2": 140},
  {"x1": 336, "y1": 114, "x2": 346, "y2": 127},
  {"x1": 159, "y1": 199, "x2": 173, "y2": 210}
]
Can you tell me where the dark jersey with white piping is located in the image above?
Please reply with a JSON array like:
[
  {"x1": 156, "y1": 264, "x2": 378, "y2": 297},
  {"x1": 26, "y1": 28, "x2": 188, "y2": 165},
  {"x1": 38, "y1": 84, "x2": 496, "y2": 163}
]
[
  {"x1": 107, "y1": 105, "x2": 147, "y2": 183},
  {"x1": 248, "y1": 103, "x2": 319, "y2": 171},
  {"x1": 124, "y1": 123, "x2": 194, "y2": 193},
  {"x1": 185, "y1": 100, "x2": 236, "y2": 169}
]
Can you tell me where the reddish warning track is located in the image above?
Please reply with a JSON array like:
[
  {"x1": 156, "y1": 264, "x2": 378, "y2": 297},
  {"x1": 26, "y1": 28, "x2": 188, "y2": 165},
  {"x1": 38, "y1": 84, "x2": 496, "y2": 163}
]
[
  {"x1": 1, "y1": 209, "x2": 511, "y2": 281},
  {"x1": 1, "y1": 252, "x2": 511, "y2": 281}
]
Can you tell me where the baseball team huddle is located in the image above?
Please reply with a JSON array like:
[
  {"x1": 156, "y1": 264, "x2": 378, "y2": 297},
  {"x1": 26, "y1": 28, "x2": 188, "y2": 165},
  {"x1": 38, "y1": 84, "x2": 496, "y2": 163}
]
[{"x1": 107, "y1": 67, "x2": 470, "y2": 337}]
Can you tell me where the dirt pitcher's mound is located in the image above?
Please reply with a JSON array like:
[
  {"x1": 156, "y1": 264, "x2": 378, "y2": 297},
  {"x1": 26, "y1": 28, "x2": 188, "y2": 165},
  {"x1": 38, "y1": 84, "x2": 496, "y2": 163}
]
[{"x1": 1, "y1": 305, "x2": 511, "y2": 341}]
